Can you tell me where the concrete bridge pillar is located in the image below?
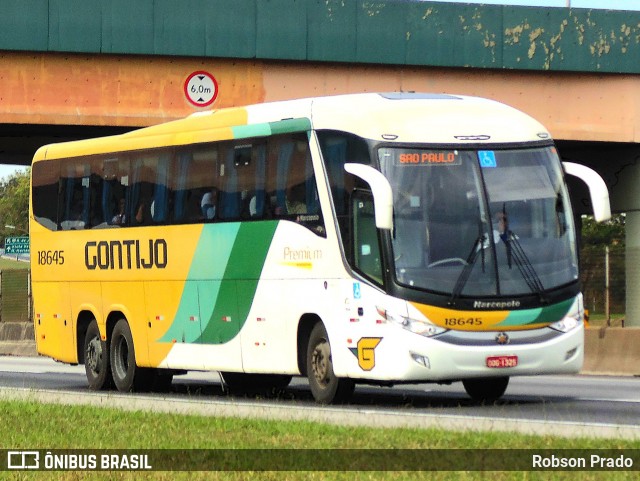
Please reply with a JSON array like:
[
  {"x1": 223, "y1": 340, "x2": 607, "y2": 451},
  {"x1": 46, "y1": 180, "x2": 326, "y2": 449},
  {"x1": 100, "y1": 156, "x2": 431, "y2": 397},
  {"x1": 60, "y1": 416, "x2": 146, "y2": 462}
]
[
  {"x1": 606, "y1": 152, "x2": 640, "y2": 327},
  {"x1": 562, "y1": 143, "x2": 640, "y2": 327},
  {"x1": 626, "y1": 212, "x2": 640, "y2": 327}
]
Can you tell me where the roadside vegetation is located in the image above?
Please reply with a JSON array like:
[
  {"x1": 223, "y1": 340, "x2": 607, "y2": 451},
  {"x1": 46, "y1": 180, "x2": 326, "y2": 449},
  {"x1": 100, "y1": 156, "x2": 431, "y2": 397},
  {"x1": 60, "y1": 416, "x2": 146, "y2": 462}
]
[
  {"x1": 0, "y1": 257, "x2": 29, "y2": 270},
  {"x1": 580, "y1": 214, "x2": 626, "y2": 323},
  {"x1": 0, "y1": 168, "x2": 29, "y2": 247},
  {"x1": 1, "y1": 399, "x2": 638, "y2": 480}
]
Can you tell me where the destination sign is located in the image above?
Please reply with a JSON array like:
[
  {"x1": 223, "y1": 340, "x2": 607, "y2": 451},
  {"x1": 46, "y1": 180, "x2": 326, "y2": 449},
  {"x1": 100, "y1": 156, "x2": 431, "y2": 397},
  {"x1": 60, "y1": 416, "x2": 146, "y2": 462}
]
[{"x1": 394, "y1": 150, "x2": 461, "y2": 166}]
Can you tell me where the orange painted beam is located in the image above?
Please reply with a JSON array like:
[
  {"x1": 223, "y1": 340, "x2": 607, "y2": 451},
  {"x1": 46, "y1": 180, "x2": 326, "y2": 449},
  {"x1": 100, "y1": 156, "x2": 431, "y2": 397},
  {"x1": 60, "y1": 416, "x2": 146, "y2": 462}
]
[
  {"x1": 0, "y1": 51, "x2": 638, "y2": 143},
  {"x1": 0, "y1": 52, "x2": 266, "y2": 126},
  {"x1": 262, "y1": 65, "x2": 640, "y2": 143}
]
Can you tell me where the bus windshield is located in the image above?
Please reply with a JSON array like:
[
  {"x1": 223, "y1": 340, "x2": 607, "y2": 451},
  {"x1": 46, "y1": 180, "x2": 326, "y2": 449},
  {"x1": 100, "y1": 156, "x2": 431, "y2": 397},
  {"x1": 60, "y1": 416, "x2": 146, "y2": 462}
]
[{"x1": 379, "y1": 146, "x2": 578, "y2": 297}]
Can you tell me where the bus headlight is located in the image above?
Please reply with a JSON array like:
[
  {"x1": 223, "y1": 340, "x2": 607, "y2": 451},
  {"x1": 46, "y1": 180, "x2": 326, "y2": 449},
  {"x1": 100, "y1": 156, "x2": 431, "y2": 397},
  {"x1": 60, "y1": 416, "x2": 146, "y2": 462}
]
[
  {"x1": 377, "y1": 307, "x2": 447, "y2": 337},
  {"x1": 549, "y1": 296, "x2": 583, "y2": 333},
  {"x1": 549, "y1": 317, "x2": 580, "y2": 333}
]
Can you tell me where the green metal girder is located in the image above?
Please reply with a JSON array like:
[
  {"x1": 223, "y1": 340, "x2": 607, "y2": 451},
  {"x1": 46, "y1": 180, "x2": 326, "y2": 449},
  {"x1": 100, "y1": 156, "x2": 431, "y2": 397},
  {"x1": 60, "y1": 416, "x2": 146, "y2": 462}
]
[{"x1": 0, "y1": 0, "x2": 639, "y2": 74}]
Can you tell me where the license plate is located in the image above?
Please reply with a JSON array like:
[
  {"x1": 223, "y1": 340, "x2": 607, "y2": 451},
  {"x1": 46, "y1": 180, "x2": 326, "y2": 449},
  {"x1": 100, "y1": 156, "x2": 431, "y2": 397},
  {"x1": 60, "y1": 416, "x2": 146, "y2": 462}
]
[{"x1": 486, "y1": 355, "x2": 518, "y2": 368}]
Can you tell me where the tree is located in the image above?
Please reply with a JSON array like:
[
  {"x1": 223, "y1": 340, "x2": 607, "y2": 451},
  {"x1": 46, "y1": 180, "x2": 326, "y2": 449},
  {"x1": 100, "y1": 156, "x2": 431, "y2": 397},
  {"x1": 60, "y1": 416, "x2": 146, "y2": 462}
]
[
  {"x1": 580, "y1": 213, "x2": 625, "y2": 246},
  {"x1": 579, "y1": 213, "x2": 626, "y2": 316},
  {"x1": 0, "y1": 169, "x2": 30, "y2": 245}
]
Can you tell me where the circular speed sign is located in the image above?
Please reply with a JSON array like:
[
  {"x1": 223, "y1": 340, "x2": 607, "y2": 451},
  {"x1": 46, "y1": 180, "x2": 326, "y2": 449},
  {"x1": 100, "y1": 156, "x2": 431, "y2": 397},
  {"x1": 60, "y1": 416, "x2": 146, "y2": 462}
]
[{"x1": 184, "y1": 71, "x2": 218, "y2": 107}]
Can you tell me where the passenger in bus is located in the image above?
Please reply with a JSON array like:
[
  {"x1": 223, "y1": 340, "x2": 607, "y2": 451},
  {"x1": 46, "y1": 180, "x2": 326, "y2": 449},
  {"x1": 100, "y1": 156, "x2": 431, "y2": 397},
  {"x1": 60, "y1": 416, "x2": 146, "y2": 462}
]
[
  {"x1": 245, "y1": 191, "x2": 273, "y2": 219},
  {"x1": 493, "y1": 212, "x2": 508, "y2": 242},
  {"x1": 284, "y1": 183, "x2": 307, "y2": 215},
  {"x1": 111, "y1": 198, "x2": 126, "y2": 225},
  {"x1": 134, "y1": 199, "x2": 151, "y2": 225},
  {"x1": 493, "y1": 211, "x2": 520, "y2": 243},
  {"x1": 61, "y1": 190, "x2": 86, "y2": 230},
  {"x1": 201, "y1": 187, "x2": 218, "y2": 220}
]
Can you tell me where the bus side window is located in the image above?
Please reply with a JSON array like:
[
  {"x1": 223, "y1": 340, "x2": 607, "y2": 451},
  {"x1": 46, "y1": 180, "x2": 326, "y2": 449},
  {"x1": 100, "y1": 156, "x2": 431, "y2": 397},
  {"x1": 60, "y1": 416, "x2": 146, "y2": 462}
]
[
  {"x1": 172, "y1": 151, "x2": 193, "y2": 224},
  {"x1": 151, "y1": 153, "x2": 171, "y2": 224},
  {"x1": 272, "y1": 134, "x2": 325, "y2": 236},
  {"x1": 352, "y1": 191, "x2": 383, "y2": 285},
  {"x1": 102, "y1": 157, "x2": 129, "y2": 227},
  {"x1": 129, "y1": 157, "x2": 160, "y2": 226},
  {"x1": 248, "y1": 144, "x2": 268, "y2": 219},
  {"x1": 172, "y1": 146, "x2": 219, "y2": 224},
  {"x1": 60, "y1": 160, "x2": 89, "y2": 230},
  {"x1": 317, "y1": 131, "x2": 371, "y2": 248},
  {"x1": 219, "y1": 145, "x2": 242, "y2": 220},
  {"x1": 32, "y1": 159, "x2": 61, "y2": 231}
]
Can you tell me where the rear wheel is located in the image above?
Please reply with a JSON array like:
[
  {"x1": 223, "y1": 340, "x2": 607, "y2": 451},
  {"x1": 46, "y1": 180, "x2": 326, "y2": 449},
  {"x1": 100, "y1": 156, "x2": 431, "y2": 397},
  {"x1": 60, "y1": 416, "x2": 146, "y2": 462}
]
[
  {"x1": 83, "y1": 320, "x2": 112, "y2": 390},
  {"x1": 110, "y1": 319, "x2": 143, "y2": 392},
  {"x1": 306, "y1": 323, "x2": 354, "y2": 404},
  {"x1": 462, "y1": 376, "x2": 509, "y2": 403}
]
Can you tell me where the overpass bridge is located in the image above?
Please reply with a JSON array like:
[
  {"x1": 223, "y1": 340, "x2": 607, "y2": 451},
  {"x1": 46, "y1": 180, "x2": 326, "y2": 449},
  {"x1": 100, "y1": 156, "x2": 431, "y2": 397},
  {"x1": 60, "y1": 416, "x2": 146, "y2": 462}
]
[{"x1": 1, "y1": 0, "x2": 640, "y2": 322}]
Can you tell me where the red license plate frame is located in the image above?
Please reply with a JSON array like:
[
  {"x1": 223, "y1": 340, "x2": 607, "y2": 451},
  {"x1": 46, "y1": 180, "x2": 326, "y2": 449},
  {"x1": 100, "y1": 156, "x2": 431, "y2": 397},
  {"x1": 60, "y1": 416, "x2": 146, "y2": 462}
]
[{"x1": 486, "y1": 355, "x2": 518, "y2": 368}]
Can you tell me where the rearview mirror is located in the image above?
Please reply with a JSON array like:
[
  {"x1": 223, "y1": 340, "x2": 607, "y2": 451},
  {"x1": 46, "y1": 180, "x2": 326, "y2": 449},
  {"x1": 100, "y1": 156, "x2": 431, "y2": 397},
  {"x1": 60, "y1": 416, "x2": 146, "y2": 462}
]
[
  {"x1": 344, "y1": 163, "x2": 393, "y2": 230},
  {"x1": 563, "y1": 162, "x2": 611, "y2": 222}
]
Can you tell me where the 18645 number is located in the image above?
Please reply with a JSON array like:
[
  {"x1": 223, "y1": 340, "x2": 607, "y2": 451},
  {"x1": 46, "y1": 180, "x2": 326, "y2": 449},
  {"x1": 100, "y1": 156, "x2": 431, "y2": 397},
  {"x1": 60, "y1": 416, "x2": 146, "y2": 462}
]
[{"x1": 37, "y1": 250, "x2": 65, "y2": 265}]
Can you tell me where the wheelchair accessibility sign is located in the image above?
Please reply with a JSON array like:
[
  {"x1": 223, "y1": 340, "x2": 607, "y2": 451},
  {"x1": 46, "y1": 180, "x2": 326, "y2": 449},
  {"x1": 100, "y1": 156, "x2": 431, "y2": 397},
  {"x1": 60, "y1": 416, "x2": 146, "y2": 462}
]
[
  {"x1": 478, "y1": 151, "x2": 497, "y2": 168},
  {"x1": 353, "y1": 282, "x2": 361, "y2": 299}
]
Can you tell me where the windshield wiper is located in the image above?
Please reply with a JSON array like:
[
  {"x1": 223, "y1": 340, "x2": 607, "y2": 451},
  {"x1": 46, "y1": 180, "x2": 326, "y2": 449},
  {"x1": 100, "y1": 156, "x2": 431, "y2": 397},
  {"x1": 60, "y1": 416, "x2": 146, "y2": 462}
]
[
  {"x1": 504, "y1": 230, "x2": 547, "y2": 302},
  {"x1": 448, "y1": 226, "x2": 488, "y2": 306}
]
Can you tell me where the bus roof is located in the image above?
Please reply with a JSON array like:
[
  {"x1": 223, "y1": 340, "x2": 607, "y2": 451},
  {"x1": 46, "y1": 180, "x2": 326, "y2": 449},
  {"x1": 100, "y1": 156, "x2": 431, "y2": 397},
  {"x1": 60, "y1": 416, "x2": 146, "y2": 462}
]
[
  {"x1": 249, "y1": 92, "x2": 550, "y2": 144},
  {"x1": 33, "y1": 92, "x2": 550, "y2": 161}
]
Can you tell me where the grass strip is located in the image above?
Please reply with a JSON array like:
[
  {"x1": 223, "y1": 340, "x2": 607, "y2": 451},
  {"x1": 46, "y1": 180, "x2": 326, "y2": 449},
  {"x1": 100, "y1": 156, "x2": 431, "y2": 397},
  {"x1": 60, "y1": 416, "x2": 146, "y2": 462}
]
[{"x1": 1, "y1": 399, "x2": 639, "y2": 480}]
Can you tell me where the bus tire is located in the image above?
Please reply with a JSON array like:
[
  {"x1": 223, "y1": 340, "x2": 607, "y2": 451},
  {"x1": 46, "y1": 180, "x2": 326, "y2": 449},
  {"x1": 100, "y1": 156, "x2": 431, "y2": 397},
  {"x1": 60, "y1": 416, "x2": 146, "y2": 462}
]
[
  {"x1": 83, "y1": 319, "x2": 112, "y2": 390},
  {"x1": 462, "y1": 376, "x2": 509, "y2": 403},
  {"x1": 306, "y1": 323, "x2": 354, "y2": 404},
  {"x1": 109, "y1": 319, "x2": 140, "y2": 392}
]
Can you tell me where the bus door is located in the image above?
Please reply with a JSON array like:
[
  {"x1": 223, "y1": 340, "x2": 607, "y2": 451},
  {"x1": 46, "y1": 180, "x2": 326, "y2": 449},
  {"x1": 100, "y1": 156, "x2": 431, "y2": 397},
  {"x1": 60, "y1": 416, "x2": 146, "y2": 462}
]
[{"x1": 240, "y1": 136, "x2": 322, "y2": 373}]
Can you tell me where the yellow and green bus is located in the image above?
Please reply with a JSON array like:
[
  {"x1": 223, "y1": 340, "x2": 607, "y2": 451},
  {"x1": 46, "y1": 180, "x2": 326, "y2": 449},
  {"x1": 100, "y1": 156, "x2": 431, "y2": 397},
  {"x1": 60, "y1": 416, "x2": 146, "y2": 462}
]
[{"x1": 30, "y1": 93, "x2": 610, "y2": 403}]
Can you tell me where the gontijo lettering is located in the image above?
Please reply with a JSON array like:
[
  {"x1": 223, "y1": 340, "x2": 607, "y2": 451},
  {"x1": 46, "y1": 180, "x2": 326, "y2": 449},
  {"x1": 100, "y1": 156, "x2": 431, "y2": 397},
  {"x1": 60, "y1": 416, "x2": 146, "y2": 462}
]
[{"x1": 85, "y1": 239, "x2": 167, "y2": 270}]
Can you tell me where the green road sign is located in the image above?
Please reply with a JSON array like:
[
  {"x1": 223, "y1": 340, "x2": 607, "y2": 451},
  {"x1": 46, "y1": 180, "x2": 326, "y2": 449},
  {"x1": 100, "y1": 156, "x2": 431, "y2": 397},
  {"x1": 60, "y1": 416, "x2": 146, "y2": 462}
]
[{"x1": 5, "y1": 236, "x2": 29, "y2": 254}]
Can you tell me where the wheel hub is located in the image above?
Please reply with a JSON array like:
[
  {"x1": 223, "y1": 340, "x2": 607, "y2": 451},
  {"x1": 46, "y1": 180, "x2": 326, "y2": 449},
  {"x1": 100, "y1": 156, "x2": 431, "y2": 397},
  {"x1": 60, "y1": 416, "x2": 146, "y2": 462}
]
[
  {"x1": 311, "y1": 341, "x2": 331, "y2": 387},
  {"x1": 86, "y1": 337, "x2": 102, "y2": 372}
]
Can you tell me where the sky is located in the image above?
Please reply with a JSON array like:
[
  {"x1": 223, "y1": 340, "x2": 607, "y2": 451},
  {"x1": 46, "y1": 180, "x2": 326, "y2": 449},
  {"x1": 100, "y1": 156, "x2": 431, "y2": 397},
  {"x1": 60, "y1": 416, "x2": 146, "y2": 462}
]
[
  {"x1": 0, "y1": 165, "x2": 28, "y2": 182},
  {"x1": 430, "y1": 0, "x2": 640, "y2": 9}
]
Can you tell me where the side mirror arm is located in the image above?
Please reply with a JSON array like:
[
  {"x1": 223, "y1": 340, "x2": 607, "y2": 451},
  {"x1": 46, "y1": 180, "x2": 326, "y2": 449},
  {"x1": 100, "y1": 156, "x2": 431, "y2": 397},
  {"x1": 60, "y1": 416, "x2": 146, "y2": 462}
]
[
  {"x1": 344, "y1": 163, "x2": 393, "y2": 230},
  {"x1": 562, "y1": 162, "x2": 611, "y2": 222}
]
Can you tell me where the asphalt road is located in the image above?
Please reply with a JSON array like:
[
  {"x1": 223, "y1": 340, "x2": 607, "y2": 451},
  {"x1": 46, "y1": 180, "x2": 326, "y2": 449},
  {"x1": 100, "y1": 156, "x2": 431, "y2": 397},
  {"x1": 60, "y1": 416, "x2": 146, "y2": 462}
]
[{"x1": 2, "y1": 356, "x2": 640, "y2": 440}]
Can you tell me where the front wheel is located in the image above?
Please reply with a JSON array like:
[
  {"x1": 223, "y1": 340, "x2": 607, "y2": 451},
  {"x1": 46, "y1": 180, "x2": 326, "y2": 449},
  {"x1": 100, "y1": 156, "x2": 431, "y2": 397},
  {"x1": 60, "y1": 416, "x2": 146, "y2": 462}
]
[
  {"x1": 306, "y1": 323, "x2": 354, "y2": 404},
  {"x1": 84, "y1": 319, "x2": 112, "y2": 390},
  {"x1": 462, "y1": 376, "x2": 509, "y2": 403},
  {"x1": 110, "y1": 319, "x2": 141, "y2": 392}
]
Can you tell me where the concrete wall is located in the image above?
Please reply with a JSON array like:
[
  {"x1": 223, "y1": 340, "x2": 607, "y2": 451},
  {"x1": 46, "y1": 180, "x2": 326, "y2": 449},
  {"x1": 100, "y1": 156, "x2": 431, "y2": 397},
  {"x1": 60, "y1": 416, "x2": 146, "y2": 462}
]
[{"x1": 583, "y1": 327, "x2": 640, "y2": 376}]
